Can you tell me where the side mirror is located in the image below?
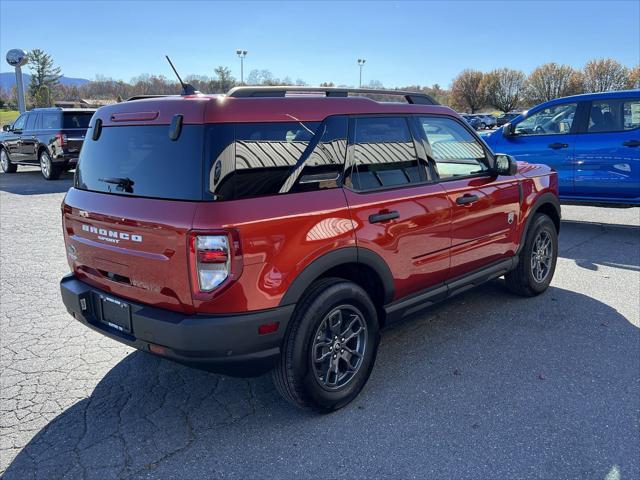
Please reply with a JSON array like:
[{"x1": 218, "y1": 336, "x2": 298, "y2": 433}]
[
  {"x1": 2, "y1": 124, "x2": 10, "y2": 132},
  {"x1": 495, "y1": 154, "x2": 518, "y2": 176},
  {"x1": 503, "y1": 122, "x2": 515, "y2": 137}
]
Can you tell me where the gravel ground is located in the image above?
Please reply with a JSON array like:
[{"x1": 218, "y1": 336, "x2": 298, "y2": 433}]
[{"x1": 1, "y1": 168, "x2": 639, "y2": 479}]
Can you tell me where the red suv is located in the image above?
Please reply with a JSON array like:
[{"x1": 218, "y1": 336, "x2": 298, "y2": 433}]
[{"x1": 60, "y1": 87, "x2": 560, "y2": 411}]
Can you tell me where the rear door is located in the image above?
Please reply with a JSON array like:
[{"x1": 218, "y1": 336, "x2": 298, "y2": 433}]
[
  {"x1": 418, "y1": 115, "x2": 521, "y2": 278},
  {"x1": 342, "y1": 115, "x2": 451, "y2": 301},
  {"x1": 20, "y1": 112, "x2": 39, "y2": 162},
  {"x1": 573, "y1": 96, "x2": 640, "y2": 200},
  {"x1": 63, "y1": 111, "x2": 93, "y2": 156},
  {"x1": 499, "y1": 101, "x2": 579, "y2": 196},
  {"x1": 65, "y1": 122, "x2": 207, "y2": 313}
]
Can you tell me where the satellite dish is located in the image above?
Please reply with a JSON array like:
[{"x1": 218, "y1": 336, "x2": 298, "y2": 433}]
[{"x1": 6, "y1": 49, "x2": 28, "y2": 67}]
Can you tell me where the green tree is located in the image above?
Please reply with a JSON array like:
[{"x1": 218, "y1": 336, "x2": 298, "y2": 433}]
[
  {"x1": 27, "y1": 49, "x2": 62, "y2": 100},
  {"x1": 213, "y1": 66, "x2": 235, "y2": 92},
  {"x1": 33, "y1": 85, "x2": 53, "y2": 107}
]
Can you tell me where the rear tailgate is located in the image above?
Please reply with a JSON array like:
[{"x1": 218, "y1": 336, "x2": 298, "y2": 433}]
[
  {"x1": 64, "y1": 128, "x2": 88, "y2": 156},
  {"x1": 63, "y1": 188, "x2": 197, "y2": 313}
]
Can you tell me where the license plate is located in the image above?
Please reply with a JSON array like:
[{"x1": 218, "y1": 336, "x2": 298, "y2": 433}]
[{"x1": 99, "y1": 294, "x2": 132, "y2": 333}]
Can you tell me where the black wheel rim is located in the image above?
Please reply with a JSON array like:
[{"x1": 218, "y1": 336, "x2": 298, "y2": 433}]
[
  {"x1": 311, "y1": 305, "x2": 367, "y2": 390},
  {"x1": 531, "y1": 230, "x2": 553, "y2": 283}
]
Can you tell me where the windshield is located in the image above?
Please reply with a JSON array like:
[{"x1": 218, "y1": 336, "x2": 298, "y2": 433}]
[{"x1": 75, "y1": 125, "x2": 205, "y2": 201}]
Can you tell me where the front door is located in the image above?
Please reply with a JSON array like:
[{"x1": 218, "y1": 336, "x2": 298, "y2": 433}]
[
  {"x1": 343, "y1": 115, "x2": 451, "y2": 301},
  {"x1": 5, "y1": 113, "x2": 27, "y2": 162},
  {"x1": 500, "y1": 101, "x2": 579, "y2": 197},
  {"x1": 573, "y1": 97, "x2": 640, "y2": 201},
  {"x1": 417, "y1": 115, "x2": 521, "y2": 279}
]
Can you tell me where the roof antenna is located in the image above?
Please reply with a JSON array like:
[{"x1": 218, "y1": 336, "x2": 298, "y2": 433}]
[{"x1": 165, "y1": 55, "x2": 198, "y2": 95}]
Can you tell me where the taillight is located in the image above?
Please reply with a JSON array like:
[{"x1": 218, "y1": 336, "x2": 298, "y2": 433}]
[
  {"x1": 56, "y1": 132, "x2": 68, "y2": 147},
  {"x1": 188, "y1": 231, "x2": 242, "y2": 297}
]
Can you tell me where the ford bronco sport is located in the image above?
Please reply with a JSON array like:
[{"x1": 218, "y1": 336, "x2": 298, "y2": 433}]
[{"x1": 60, "y1": 86, "x2": 560, "y2": 412}]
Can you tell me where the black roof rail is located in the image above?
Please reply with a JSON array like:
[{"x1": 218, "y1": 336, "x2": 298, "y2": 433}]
[
  {"x1": 126, "y1": 94, "x2": 179, "y2": 102},
  {"x1": 226, "y1": 86, "x2": 438, "y2": 105}
]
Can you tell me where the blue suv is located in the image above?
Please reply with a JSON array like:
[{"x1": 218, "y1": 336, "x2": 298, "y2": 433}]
[{"x1": 484, "y1": 90, "x2": 640, "y2": 206}]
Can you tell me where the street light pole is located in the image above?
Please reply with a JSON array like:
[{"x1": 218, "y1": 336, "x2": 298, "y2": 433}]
[
  {"x1": 357, "y1": 58, "x2": 366, "y2": 88},
  {"x1": 236, "y1": 49, "x2": 247, "y2": 84}
]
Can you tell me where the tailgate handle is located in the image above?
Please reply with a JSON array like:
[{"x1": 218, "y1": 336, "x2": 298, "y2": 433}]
[{"x1": 111, "y1": 111, "x2": 159, "y2": 122}]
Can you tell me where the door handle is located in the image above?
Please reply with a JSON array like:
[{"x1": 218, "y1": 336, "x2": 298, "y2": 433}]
[
  {"x1": 623, "y1": 139, "x2": 640, "y2": 147},
  {"x1": 548, "y1": 142, "x2": 568, "y2": 150},
  {"x1": 369, "y1": 210, "x2": 399, "y2": 223},
  {"x1": 456, "y1": 194, "x2": 479, "y2": 205}
]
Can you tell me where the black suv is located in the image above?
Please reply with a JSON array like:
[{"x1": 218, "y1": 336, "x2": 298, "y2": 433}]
[{"x1": 0, "y1": 108, "x2": 95, "y2": 179}]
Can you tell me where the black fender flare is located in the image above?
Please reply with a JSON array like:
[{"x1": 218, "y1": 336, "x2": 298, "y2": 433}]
[
  {"x1": 279, "y1": 247, "x2": 395, "y2": 307},
  {"x1": 516, "y1": 191, "x2": 561, "y2": 256}
]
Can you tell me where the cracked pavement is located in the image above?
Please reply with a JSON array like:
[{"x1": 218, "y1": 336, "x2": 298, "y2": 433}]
[{"x1": 1, "y1": 168, "x2": 639, "y2": 479}]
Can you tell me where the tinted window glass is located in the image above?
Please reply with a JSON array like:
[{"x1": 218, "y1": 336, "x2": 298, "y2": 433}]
[
  {"x1": 419, "y1": 116, "x2": 489, "y2": 179},
  {"x1": 41, "y1": 112, "x2": 60, "y2": 129},
  {"x1": 76, "y1": 125, "x2": 204, "y2": 200},
  {"x1": 25, "y1": 113, "x2": 37, "y2": 131},
  {"x1": 348, "y1": 116, "x2": 425, "y2": 191},
  {"x1": 12, "y1": 114, "x2": 26, "y2": 131},
  {"x1": 588, "y1": 99, "x2": 640, "y2": 133},
  {"x1": 63, "y1": 112, "x2": 93, "y2": 129},
  {"x1": 515, "y1": 103, "x2": 577, "y2": 136}
]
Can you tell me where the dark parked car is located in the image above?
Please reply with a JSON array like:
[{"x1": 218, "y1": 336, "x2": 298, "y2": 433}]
[
  {"x1": 475, "y1": 114, "x2": 497, "y2": 129},
  {"x1": 60, "y1": 86, "x2": 560, "y2": 411},
  {"x1": 496, "y1": 112, "x2": 521, "y2": 127},
  {"x1": 461, "y1": 114, "x2": 482, "y2": 130},
  {"x1": 0, "y1": 107, "x2": 95, "y2": 179}
]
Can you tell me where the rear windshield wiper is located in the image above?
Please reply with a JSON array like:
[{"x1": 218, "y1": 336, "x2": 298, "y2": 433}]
[{"x1": 98, "y1": 177, "x2": 135, "y2": 193}]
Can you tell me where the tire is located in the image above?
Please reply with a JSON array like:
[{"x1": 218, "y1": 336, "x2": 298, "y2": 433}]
[
  {"x1": 480, "y1": 122, "x2": 486, "y2": 129},
  {"x1": 0, "y1": 148, "x2": 17, "y2": 173},
  {"x1": 39, "y1": 150, "x2": 62, "y2": 180},
  {"x1": 272, "y1": 277, "x2": 380, "y2": 412},
  {"x1": 505, "y1": 213, "x2": 558, "y2": 297}
]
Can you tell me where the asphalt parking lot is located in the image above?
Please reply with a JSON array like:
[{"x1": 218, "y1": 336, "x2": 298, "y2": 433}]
[{"x1": 1, "y1": 167, "x2": 639, "y2": 479}]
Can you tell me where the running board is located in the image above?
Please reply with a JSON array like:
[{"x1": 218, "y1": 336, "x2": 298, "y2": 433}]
[{"x1": 384, "y1": 257, "x2": 518, "y2": 324}]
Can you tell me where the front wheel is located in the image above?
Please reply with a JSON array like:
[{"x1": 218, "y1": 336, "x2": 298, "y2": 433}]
[
  {"x1": 272, "y1": 278, "x2": 380, "y2": 412},
  {"x1": 40, "y1": 150, "x2": 62, "y2": 180},
  {"x1": 505, "y1": 214, "x2": 558, "y2": 296},
  {"x1": 0, "y1": 148, "x2": 17, "y2": 173}
]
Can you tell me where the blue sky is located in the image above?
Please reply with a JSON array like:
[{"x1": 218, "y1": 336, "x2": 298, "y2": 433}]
[{"x1": 1, "y1": 0, "x2": 638, "y2": 87}]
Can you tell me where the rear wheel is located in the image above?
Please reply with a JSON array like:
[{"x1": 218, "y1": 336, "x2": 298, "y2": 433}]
[
  {"x1": 0, "y1": 148, "x2": 17, "y2": 173},
  {"x1": 39, "y1": 150, "x2": 62, "y2": 180},
  {"x1": 272, "y1": 278, "x2": 380, "y2": 412},
  {"x1": 480, "y1": 122, "x2": 487, "y2": 129},
  {"x1": 505, "y1": 214, "x2": 558, "y2": 296}
]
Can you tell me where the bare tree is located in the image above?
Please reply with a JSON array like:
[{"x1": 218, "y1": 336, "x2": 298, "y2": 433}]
[
  {"x1": 626, "y1": 65, "x2": 639, "y2": 89},
  {"x1": 583, "y1": 58, "x2": 630, "y2": 92},
  {"x1": 524, "y1": 63, "x2": 583, "y2": 104},
  {"x1": 482, "y1": 68, "x2": 525, "y2": 113},
  {"x1": 212, "y1": 66, "x2": 236, "y2": 92},
  {"x1": 450, "y1": 70, "x2": 485, "y2": 113}
]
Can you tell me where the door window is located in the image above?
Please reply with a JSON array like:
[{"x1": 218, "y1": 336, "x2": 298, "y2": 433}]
[
  {"x1": 419, "y1": 116, "x2": 489, "y2": 179},
  {"x1": 41, "y1": 113, "x2": 60, "y2": 129},
  {"x1": 515, "y1": 103, "x2": 577, "y2": 136},
  {"x1": 12, "y1": 114, "x2": 26, "y2": 131},
  {"x1": 25, "y1": 113, "x2": 38, "y2": 131},
  {"x1": 347, "y1": 116, "x2": 427, "y2": 191},
  {"x1": 588, "y1": 98, "x2": 640, "y2": 132}
]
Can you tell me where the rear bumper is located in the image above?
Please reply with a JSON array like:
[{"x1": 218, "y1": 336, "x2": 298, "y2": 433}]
[{"x1": 60, "y1": 274, "x2": 294, "y2": 376}]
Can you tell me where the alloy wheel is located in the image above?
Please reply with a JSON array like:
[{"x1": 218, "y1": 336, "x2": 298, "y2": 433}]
[
  {"x1": 1, "y1": 150, "x2": 8, "y2": 171},
  {"x1": 531, "y1": 230, "x2": 552, "y2": 283},
  {"x1": 40, "y1": 152, "x2": 50, "y2": 178},
  {"x1": 311, "y1": 305, "x2": 368, "y2": 390}
]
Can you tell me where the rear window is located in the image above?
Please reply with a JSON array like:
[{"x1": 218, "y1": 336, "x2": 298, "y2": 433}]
[
  {"x1": 75, "y1": 125, "x2": 204, "y2": 201},
  {"x1": 63, "y1": 112, "x2": 93, "y2": 129}
]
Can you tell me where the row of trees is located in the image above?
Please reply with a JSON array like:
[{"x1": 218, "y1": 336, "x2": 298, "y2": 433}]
[
  {"x1": 0, "y1": 49, "x2": 638, "y2": 113},
  {"x1": 451, "y1": 59, "x2": 640, "y2": 113}
]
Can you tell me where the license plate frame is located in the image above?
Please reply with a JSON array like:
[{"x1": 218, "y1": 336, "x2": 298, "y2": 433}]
[{"x1": 99, "y1": 294, "x2": 132, "y2": 333}]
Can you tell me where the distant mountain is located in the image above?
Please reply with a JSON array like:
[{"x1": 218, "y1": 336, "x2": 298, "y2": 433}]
[{"x1": 0, "y1": 72, "x2": 90, "y2": 91}]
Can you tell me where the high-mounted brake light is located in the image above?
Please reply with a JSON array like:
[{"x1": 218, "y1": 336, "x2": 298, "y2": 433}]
[{"x1": 56, "y1": 132, "x2": 68, "y2": 147}]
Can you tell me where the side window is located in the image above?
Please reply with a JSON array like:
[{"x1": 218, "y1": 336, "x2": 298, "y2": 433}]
[
  {"x1": 419, "y1": 116, "x2": 489, "y2": 179},
  {"x1": 515, "y1": 103, "x2": 577, "y2": 136},
  {"x1": 347, "y1": 116, "x2": 427, "y2": 191},
  {"x1": 25, "y1": 113, "x2": 37, "y2": 131},
  {"x1": 12, "y1": 114, "x2": 27, "y2": 131},
  {"x1": 588, "y1": 99, "x2": 640, "y2": 133},
  {"x1": 41, "y1": 113, "x2": 60, "y2": 130}
]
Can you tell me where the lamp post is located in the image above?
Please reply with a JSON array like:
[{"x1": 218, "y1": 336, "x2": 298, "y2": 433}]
[
  {"x1": 357, "y1": 58, "x2": 366, "y2": 88},
  {"x1": 236, "y1": 49, "x2": 248, "y2": 85},
  {"x1": 6, "y1": 49, "x2": 28, "y2": 113}
]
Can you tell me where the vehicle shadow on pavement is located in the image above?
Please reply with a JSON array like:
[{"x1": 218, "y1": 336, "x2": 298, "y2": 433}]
[
  {"x1": 0, "y1": 169, "x2": 73, "y2": 195},
  {"x1": 560, "y1": 220, "x2": 640, "y2": 272},
  {"x1": 4, "y1": 283, "x2": 639, "y2": 479}
]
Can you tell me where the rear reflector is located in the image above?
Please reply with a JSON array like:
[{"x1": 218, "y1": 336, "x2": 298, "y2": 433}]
[
  {"x1": 149, "y1": 343, "x2": 167, "y2": 355},
  {"x1": 258, "y1": 322, "x2": 280, "y2": 335}
]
